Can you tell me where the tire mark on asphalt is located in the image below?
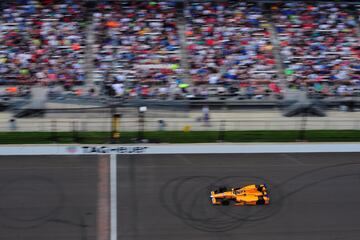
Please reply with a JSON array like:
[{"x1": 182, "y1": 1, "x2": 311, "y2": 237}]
[
  {"x1": 160, "y1": 162, "x2": 360, "y2": 232},
  {"x1": 274, "y1": 162, "x2": 360, "y2": 188},
  {"x1": 129, "y1": 155, "x2": 138, "y2": 240},
  {"x1": 279, "y1": 153, "x2": 305, "y2": 166},
  {"x1": 0, "y1": 176, "x2": 65, "y2": 229}
]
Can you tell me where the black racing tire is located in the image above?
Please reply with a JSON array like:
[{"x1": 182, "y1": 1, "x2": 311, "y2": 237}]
[
  {"x1": 256, "y1": 197, "x2": 265, "y2": 205},
  {"x1": 218, "y1": 186, "x2": 227, "y2": 192},
  {"x1": 221, "y1": 199, "x2": 230, "y2": 206}
]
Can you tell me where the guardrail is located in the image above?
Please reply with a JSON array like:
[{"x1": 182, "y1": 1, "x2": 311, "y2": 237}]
[
  {"x1": 47, "y1": 94, "x2": 360, "y2": 110},
  {"x1": 2, "y1": 118, "x2": 359, "y2": 132}
]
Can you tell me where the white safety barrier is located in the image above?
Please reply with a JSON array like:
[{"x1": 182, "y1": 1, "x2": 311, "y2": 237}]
[{"x1": 0, "y1": 143, "x2": 359, "y2": 155}]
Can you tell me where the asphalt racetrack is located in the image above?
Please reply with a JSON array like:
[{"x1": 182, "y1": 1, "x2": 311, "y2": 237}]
[
  {"x1": 118, "y1": 153, "x2": 360, "y2": 240},
  {"x1": 0, "y1": 155, "x2": 99, "y2": 240},
  {"x1": 1, "y1": 153, "x2": 360, "y2": 240}
]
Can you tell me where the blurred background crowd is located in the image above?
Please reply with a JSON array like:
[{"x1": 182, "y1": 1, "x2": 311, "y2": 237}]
[{"x1": 0, "y1": 0, "x2": 359, "y2": 100}]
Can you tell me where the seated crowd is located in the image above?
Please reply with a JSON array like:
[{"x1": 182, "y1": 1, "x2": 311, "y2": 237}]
[
  {"x1": 93, "y1": 1, "x2": 182, "y2": 98},
  {"x1": 0, "y1": 0, "x2": 359, "y2": 99},
  {"x1": 185, "y1": 1, "x2": 279, "y2": 98},
  {"x1": 272, "y1": 2, "x2": 360, "y2": 97},
  {"x1": 0, "y1": 0, "x2": 86, "y2": 89}
]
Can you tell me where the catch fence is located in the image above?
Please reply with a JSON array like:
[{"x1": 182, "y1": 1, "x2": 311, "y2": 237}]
[{"x1": 0, "y1": 116, "x2": 359, "y2": 144}]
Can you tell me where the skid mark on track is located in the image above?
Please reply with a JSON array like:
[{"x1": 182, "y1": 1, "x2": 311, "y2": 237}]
[
  {"x1": 0, "y1": 176, "x2": 65, "y2": 229},
  {"x1": 160, "y1": 162, "x2": 360, "y2": 233},
  {"x1": 128, "y1": 155, "x2": 139, "y2": 239},
  {"x1": 160, "y1": 175, "x2": 283, "y2": 232},
  {"x1": 279, "y1": 153, "x2": 305, "y2": 166},
  {"x1": 174, "y1": 154, "x2": 193, "y2": 165}
]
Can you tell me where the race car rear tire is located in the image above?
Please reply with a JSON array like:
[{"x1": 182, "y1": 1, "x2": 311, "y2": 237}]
[
  {"x1": 221, "y1": 199, "x2": 230, "y2": 206},
  {"x1": 256, "y1": 198, "x2": 265, "y2": 205}
]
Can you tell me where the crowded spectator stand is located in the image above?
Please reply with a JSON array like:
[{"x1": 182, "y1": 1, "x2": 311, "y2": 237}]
[
  {"x1": 93, "y1": 1, "x2": 183, "y2": 99},
  {"x1": 272, "y1": 2, "x2": 360, "y2": 98},
  {"x1": 0, "y1": 0, "x2": 359, "y2": 101},
  {"x1": 185, "y1": 1, "x2": 280, "y2": 99},
  {"x1": 0, "y1": 0, "x2": 86, "y2": 89}
]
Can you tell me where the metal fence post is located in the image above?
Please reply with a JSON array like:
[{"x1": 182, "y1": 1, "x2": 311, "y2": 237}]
[
  {"x1": 72, "y1": 121, "x2": 79, "y2": 143},
  {"x1": 51, "y1": 120, "x2": 57, "y2": 142},
  {"x1": 218, "y1": 120, "x2": 226, "y2": 142},
  {"x1": 298, "y1": 110, "x2": 308, "y2": 141},
  {"x1": 110, "y1": 106, "x2": 115, "y2": 143}
]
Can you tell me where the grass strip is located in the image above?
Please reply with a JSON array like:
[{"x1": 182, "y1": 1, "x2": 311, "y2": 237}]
[{"x1": 0, "y1": 130, "x2": 359, "y2": 144}]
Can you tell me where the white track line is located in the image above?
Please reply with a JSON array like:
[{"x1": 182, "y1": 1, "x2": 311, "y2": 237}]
[{"x1": 110, "y1": 154, "x2": 117, "y2": 240}]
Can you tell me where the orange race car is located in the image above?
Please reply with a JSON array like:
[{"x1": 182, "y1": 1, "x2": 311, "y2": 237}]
[{"x1": 210, "y1": 184, "x2": 270, "y2": 206}]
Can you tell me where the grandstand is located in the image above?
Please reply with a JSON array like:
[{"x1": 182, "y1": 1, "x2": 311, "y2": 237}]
[
  {"x1": 185, "y1": 2, "x2": 277, "y2": 86},
  {"x1": 0, "y1": 0, "x2": 86, "y2": 88},
  {"x1": 272, "y1": 2, "x2": 360, "y2": 97},
  {"x1": 92, "y1": 0, "x2": 182, "y2": 98},
  {"x1": 0, "y1": 0, "x2": 359, "y2": 100}
]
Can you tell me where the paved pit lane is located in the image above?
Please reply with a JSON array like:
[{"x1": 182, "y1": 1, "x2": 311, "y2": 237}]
[
  {"x1": 117, "y1": 153, "x2": 360, "y2": 240},
  {"x1": 0, "y1": 155, "x2": 99, "y2": 240}
]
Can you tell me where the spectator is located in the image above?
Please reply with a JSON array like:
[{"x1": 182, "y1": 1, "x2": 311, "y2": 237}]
[
  {"x1": 9, "y1": 118, "x2": 17, "y2": 131},
  {"x1": 0, "y1": 0, "x2": 86, "y2": 87},
  {"x1": 272, "y1": 2, "x2": 360, "y2": 96},
  {"x1": 202, "y1": 105, "x2": 210, "y2": 125},
  {"x1": 185, "y1": 1, "x2": 277, "y2": 98},
  {"x1": 158, "y1": 119, "x2": 166, "y2": 131},
  {"x1": 93, "y1": 1, "x2": 182, "y2": 95}
]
